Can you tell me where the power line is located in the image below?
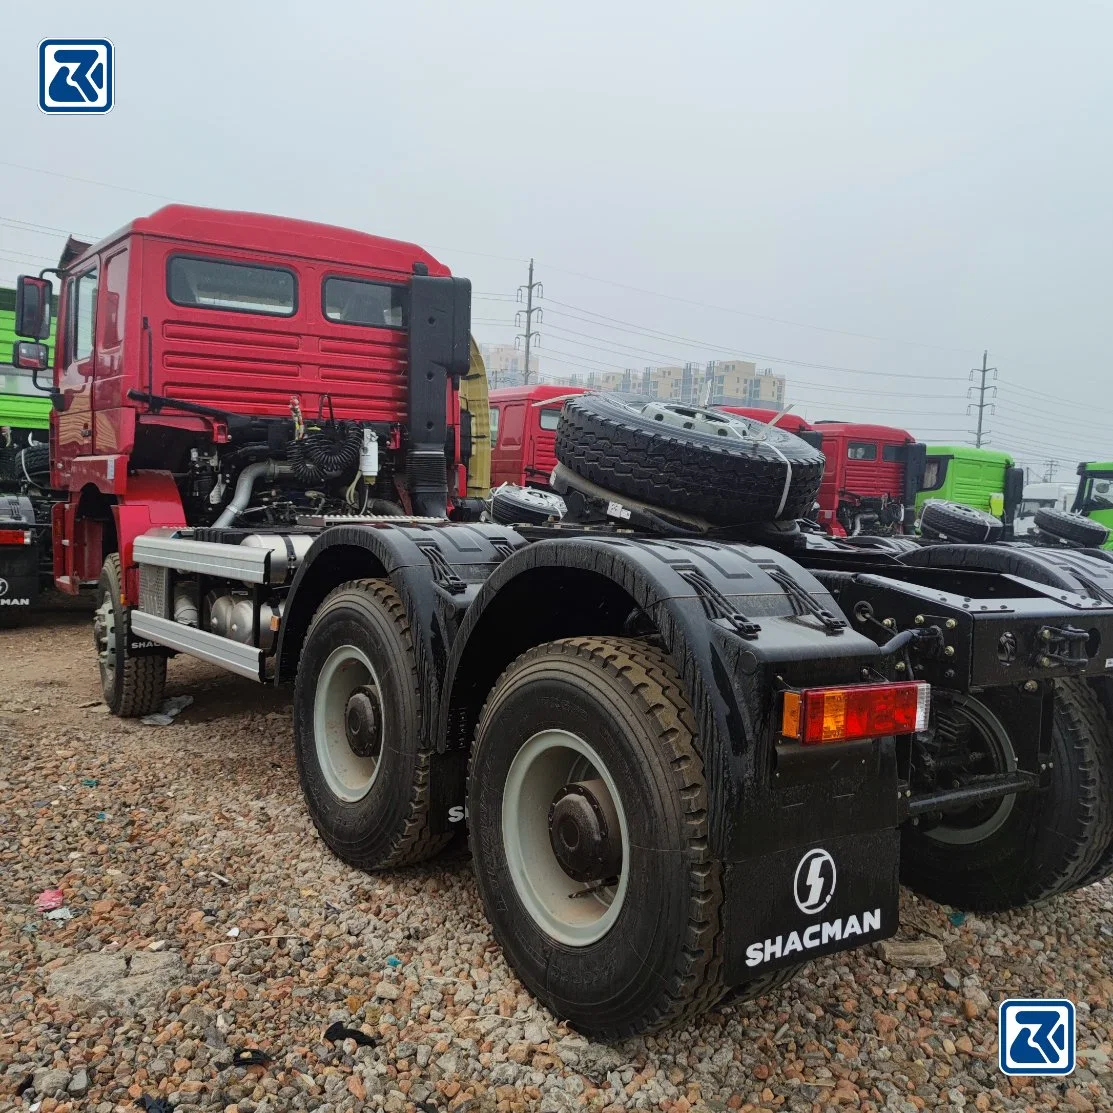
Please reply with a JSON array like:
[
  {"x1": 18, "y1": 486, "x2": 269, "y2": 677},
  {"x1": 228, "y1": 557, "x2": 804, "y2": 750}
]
[
  {"x1": 540, "y1": 298, "x2": 969, "y2": 381},
  {"x1": 0, "y1": 158, "x2": 176, "y2": 202},
  {"x1": 538, "y1": 261, "x2": 979, "y2": 355}
]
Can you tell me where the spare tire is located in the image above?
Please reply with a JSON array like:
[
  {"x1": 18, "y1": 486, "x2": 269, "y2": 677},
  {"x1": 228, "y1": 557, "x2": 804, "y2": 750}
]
[
  {"x1": 555, "y1": 394, "x2": 825, "y2": 525},
  {"x1": 490, "y1": 484, "x2": 566, "y2": 525},
  {"x1": 1034, "y1": 507, "x2": 1110, "y2": 548},
  {"x1": 919, "y1": 500, "x2": 1003, "y2": 543}
]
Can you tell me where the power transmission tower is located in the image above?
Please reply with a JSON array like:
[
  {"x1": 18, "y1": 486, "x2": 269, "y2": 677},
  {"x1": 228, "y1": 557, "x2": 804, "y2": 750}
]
[
  {"x1": 967, "y1": 350, "x2": 997, "y2": 447},
  {"x1": 515, "y1": 259, "x2": 542, "y2": 385}
]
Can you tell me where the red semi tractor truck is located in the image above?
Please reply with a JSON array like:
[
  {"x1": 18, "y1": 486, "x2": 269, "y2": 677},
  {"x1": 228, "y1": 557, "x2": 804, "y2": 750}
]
[
  {"x1": 7, "y1": 205, "x2": 479, "y2": 621},
  {"x1": 9, "y1": 207, "x2": 1113, "y2": 1039}
]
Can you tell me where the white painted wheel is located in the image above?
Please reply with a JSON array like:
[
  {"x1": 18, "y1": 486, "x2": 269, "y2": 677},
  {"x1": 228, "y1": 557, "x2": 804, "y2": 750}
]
[
  {"x1": 501, "y1": 728, "x2": 630, "y2": 946},
  {"x1": 312, "y1": 644, "x2": 383, "y2": 803}
]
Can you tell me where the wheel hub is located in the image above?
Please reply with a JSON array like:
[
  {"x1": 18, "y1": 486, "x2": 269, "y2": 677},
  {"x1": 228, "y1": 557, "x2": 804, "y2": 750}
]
[
  {"x1": 94, "y1": 599, "x2": 116, "y2": 674},
  {"x1": 344, "y1": 685, "x2": 383, "y2": 758},
  {"x1": 548, "y1": 779, "x2": 622, "y2": 882}
]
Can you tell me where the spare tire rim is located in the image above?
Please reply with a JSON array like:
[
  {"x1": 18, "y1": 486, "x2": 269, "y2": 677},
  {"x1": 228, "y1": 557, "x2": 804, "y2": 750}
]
[
  {"x1": 313, "y1": 644, "x2": 384, "y2": 802},
  {"x1": 502, "y1": 729, "x2": 630, "y2": 946},
  {"x1": 638, "y1": 401, "x2": 765, "y2": 442},
  {"x1": 924, "y1": 695, "x2": 1016, "y2": 845}
]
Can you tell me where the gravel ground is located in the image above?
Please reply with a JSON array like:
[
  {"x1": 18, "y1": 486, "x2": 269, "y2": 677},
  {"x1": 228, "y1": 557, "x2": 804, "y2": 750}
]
[{"x1": 2, "y1": 614, "x2": 1112, "y2": 1113}]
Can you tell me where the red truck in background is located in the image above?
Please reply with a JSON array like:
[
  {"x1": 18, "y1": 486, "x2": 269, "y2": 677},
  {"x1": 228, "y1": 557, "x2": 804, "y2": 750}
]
[
  {"x1": 489, "y1": 384, "x2": 579, "y2": 488},
  {"x1": 490, "y1": 390, "x2": 924, "y2": 535},
  {"x1": 723, "y1": 408, "x2": 925, "y2": 535},
  {"x1": 8, "y1": 204, "x2": 475, "y2": 610}
]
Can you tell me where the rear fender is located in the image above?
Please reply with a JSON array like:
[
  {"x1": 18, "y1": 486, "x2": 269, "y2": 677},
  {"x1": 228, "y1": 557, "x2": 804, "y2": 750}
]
[{"x1": 438, "y1": 535, "x2": 889, "y2": 859}]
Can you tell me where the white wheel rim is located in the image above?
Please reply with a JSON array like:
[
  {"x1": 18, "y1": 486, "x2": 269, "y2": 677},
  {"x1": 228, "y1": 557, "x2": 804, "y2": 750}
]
[
  {"x1": 502, "y1": 729, "x2": 630, "y2": 947},
  {"x1": 313, "y1": 644, "x2": 382, "y2": 802}
]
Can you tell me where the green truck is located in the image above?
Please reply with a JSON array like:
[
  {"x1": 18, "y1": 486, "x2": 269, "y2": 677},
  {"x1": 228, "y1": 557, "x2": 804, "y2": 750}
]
[
  {"x1": 914, "y1": 444, "x2": 1024, "y2": 527},
  {"x1": 1073, "y1": 462, "x2": 1113, "y2": 550},
  {"x1": 1, "y1": 285, "x2": 54, "y2": 446}
]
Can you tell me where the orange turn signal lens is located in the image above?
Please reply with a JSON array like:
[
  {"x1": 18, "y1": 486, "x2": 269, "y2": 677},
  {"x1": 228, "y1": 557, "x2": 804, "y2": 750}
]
[{"x1": 780, "y1": 682, "x2": 930, "y2": 745}]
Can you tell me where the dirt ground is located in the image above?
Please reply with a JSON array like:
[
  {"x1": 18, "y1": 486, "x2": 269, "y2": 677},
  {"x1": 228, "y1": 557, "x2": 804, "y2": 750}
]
[{"x1": 1, "y1": 610, "x2": 1112, "y2": 1113}]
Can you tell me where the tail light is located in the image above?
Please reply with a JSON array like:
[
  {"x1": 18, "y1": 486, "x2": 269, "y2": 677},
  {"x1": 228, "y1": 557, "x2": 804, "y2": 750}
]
[
  {"x1": 781, "y1": 681, "x2": 930, "y2": 745},
  {"x1": 0, "y1": 529, "x2": 32, "y2": 545}
]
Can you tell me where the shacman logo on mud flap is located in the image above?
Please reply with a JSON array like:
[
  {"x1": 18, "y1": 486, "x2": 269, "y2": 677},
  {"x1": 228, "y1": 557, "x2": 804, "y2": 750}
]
[
  {"x1": 745, "y1": 847, "x2": 881, "y2": 968},
  {"x1": 794, "y1": 847, "x2": 837, "y2": 913},
  {"x1": 0, "y1": 578, "x2": 28, "y2": 606}
]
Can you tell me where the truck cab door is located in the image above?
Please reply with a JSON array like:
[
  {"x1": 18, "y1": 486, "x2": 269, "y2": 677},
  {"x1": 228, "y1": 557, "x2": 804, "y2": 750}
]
[{"x1": 55, "y1": 265, "x2": 99, "y2": 464}]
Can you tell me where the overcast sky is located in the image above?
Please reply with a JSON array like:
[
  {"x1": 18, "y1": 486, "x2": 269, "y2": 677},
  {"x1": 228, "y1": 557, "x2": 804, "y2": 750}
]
[{"x1": 3, "y1": 1, "x2": 1110, "y2": 476}]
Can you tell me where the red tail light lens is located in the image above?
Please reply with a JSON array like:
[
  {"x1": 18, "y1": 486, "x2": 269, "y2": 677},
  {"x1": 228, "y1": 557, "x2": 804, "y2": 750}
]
[
  {"x1": 0, "y1": 529, "x2": 31, "y2": 545},
  {"x1": 781, "y1": 682, "x2": 930, "y2": 745}
]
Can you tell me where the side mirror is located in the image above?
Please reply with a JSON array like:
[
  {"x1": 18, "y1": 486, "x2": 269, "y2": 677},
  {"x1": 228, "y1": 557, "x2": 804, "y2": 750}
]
[
  {"x1": 12, "y1": 341, "x2": 49, "y2": 372},
  {"x1": 15, "y1": 275, "x2": 53, "y2": 340}
]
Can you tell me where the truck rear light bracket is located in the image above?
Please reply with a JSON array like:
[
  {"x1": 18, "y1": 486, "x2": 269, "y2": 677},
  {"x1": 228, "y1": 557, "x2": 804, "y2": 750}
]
[{"x1": 905, "y1": 770, "x2": 1039, "y2": 819}]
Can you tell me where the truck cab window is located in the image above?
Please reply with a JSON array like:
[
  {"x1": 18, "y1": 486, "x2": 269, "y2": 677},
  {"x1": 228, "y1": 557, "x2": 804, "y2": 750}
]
[
  {"x1": 539, "y1": 408, "x2": 561, "y2": 431},
  {"x1": 848, "y1": 442, "x2": 877, "y2": 460},
  {"x1": 72, "y1": 270, "x2": 99, "y2": 363},
  {"x1": 323, "y1": 276, "x2": 406, "y2": 328},
  {"x1": 167, "y1": 256, "x2": 296, "y2": 316},
  {"x1": 489, "y1": 405, "x2": 500, "y2": 447}
]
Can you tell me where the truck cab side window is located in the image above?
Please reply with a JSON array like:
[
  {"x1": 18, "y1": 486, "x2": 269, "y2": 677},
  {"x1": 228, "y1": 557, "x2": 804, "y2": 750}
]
[
  {"x1": 71, "y1": 270, "x2": 99, "y2": 363},
  {"x1": 489, "y1": 405, "x2": 500, "y2": 447}
]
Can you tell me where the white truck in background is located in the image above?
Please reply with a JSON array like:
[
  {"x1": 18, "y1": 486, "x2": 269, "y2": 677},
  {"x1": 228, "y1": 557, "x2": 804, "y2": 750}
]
[{"x1": 1015, "y1": 481, "x2": 1076, "y2": 536}]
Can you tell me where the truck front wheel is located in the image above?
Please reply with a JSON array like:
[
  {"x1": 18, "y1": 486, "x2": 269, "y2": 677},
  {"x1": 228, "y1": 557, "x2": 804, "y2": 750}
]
[
  {"x1": 94, "y1": 554, "x2": 166, "y2": 717},
  {"x1": 468, "y1": 636, "x2": 725, "y2": 1038},
  {"x1": 293, "y1": 579, "x2": 451, "y2": 870}
]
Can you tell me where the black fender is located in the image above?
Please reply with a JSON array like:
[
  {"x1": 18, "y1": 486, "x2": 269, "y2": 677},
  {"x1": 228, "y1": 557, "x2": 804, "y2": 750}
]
[
  {"x1": 437, "y1": 534, "x2": 887, "y2": 862},
  {"x1": 275, "y1": 520, "x2": 529, "y2": 737},
  {"x1": 900, "y1": 541, "x2": 1113, "y2": 601}
]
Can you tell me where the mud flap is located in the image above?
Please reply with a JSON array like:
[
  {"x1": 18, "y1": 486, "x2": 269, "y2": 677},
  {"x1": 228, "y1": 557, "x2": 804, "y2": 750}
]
[
  {"x1": 723, "y1": 827, "x2": 899, "y2": 983},
  {"x1": 0, "y1": 540, "x2": 39, "y2": 612}
]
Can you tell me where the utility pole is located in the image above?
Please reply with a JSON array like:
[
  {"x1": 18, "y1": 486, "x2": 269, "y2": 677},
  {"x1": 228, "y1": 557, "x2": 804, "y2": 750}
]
[
  {"x1": 515, "y1": 259, "x2": 542, "y2": 385},
  {"x1": 1043, "y1": 459, "x2": 1059, "y2": 483},
  {"x1": 967, "y1": 350, "x2": 997, "y2": 447}
]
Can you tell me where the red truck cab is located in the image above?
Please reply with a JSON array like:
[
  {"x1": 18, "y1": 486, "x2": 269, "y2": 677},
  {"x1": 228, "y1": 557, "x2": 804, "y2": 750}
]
[
  {"x1": 489, "y1": 384, "x2": 586, "y2": 488},
  {"x1": 809, "y1": 421, "x2": 924, "y2": 535},
  {"x1": 12, "y1": 205, "x2": 472, "y2": 599}
]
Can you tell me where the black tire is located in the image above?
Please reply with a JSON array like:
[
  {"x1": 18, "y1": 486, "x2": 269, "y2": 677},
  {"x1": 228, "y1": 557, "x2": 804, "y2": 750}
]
[
  {"x1": 900, "y1": 679, "x2": 1113, "y2": 910},
  {"x1": 555, "y1": 393, "x2": 825, "y2": 525},
  {"x1": 468, "y1": 636, "x2": 725, "y2": 1038},
  {"x1": 919, "y1": 499, "x2": 1003, "y2": 543},
  {"x1": 94, "y1": 554, "x2": 166, "y2": 717},
  {"x1": 293, "y1": 579, "x2": 451, "y2": 870},
  {"x1": 1034, "y1": 507, "x2": 1110, "y2": 548},
  {"x1": 1072, "y1": 678, "x2": 1113, "y2": 888},
  {"x1": 490, "y1": 483, "x2": 566, "y2": 526}
]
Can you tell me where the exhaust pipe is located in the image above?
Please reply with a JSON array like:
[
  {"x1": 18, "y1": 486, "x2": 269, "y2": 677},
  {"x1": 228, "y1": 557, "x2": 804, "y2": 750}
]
[{"x1": 213, "y1": 461, "x2": 290, "y2": 529}]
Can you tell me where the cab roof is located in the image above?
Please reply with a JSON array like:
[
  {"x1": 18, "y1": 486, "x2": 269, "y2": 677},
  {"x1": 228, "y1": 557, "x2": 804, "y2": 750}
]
[
  {"x1": 810, "y1": 421, "x2": 913, "y2": 442},
  {"x1": 60, "y1": 204, "x2": 448, "y2": 277}
]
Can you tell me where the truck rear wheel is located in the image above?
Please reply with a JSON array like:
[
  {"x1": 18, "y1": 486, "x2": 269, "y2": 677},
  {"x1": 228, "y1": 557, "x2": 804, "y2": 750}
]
[
  {"x1": 900, "y1": 680, "x2": 1113, "y2": 909},
  {"x1": 94, "y1": 554, "x2": 166, "y2": 717},
  {"x1": 468, "y1": 636, "x2": 725, "y2": 1038},
  {"x1": 293, "y1": 579, "x2": 451, "y2": 870}
]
